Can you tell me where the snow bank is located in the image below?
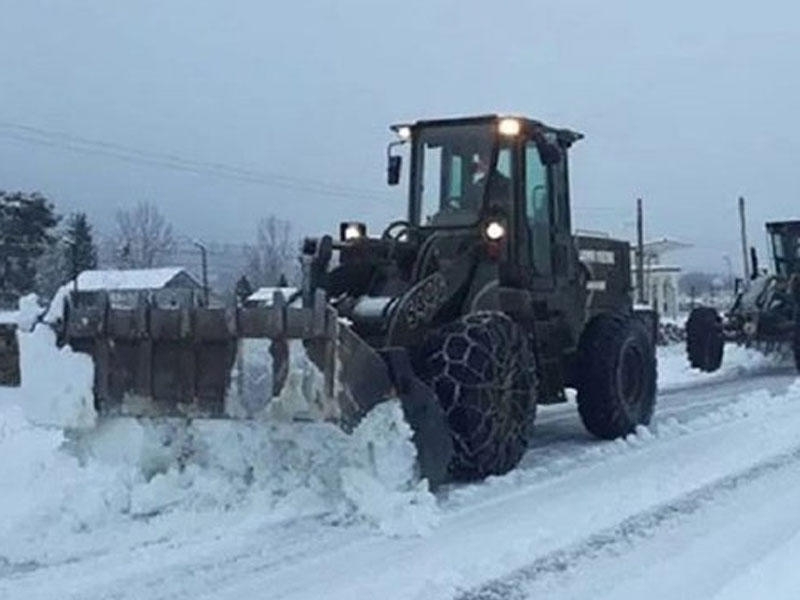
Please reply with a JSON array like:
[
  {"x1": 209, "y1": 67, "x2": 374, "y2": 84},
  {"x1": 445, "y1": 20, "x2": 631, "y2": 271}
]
[
  {"x1": 0, "y1": 400, "x2": 124, "y2": 558},
  {"x1": 16, "y1": 320, "x2": 96, "y2": 430},
  {"x1": 16, "y1": 293, "x2": 44, "y2": 331},
  {"x1": 658, "y1": 343, "x2": 788, "y2": 391},
  {"x1": 1, "y1": 297, "x2": 437, "y2": 567},
  {"x1": 0, "y1": 388, "x2": 436, "y2": 567},
  {"x1": 340, "y1": 402, "x2": 437, "y2": 536}
]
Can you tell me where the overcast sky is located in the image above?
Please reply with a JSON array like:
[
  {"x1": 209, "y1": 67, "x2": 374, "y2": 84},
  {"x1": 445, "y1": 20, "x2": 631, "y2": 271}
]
[{"x1": 1, "y1": 0, "x2": 799, "y2": 272}]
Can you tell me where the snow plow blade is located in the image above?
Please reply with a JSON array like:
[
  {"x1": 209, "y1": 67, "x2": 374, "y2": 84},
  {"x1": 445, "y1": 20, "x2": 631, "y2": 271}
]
[{"x1": 56, "y1": 289, "x2": 452, "y2": 486}]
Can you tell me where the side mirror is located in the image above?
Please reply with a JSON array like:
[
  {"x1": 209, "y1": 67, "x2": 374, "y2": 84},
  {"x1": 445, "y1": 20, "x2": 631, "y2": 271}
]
[
  {"x1": 387, "y1": 155, "x2": 402, "y2": 186},
  {"x1": 530, "y1": 130, "x2": 562, "y2": 165},
  {"x1": 537, "y1": 141, "x2": 562, "y2": 166}
]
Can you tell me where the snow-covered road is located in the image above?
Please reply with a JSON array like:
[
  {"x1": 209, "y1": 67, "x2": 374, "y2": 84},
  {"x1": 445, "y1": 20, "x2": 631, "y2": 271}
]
[
  {"x1": 2, "y1": 345, "x2": 800, "y2": 599},
  {"x1": 465, "y1": 441, "x2": 800, "y2": 600}
]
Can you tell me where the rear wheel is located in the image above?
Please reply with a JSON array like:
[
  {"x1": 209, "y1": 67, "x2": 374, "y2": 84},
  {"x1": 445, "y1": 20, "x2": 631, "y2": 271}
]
[
  {"x1": 416, "y1": 312, "x2": 536, "y2": 480},
  {"x1": 576, "y1": 312, "x2": 657, "y2": 439},
  {"x1": 686, "y1": 307, "x2": 724, "y2": 372}
]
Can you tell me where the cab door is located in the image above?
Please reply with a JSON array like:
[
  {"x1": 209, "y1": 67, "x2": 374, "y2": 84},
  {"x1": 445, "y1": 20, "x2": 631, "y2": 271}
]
[
  {"x1": 548, "y1": 140, "x2": 578, "y2": 289},
  {"x1": 522, "y1": 135, "x2": 584, "y2": 350},
  {"x1": 523, "y1": 139, "x2": 554, "y2": 290}
]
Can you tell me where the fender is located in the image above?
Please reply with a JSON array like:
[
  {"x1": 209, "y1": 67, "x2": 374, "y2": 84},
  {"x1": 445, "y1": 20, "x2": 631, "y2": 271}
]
[{"x1": 385, "y1": 256, "x2": 474, "y2": 348}]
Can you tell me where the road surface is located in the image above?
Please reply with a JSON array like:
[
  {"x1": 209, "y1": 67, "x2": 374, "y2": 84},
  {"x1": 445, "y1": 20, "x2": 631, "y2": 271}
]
[{"x1": 1, "y1": 353, "x2": 799, "y2": 600}]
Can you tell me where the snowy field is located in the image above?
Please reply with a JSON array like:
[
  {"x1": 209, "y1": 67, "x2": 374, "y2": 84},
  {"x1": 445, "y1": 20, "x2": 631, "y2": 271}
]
[{"x1": 2, "y1": 323, "x2": 800, "y2": 599}]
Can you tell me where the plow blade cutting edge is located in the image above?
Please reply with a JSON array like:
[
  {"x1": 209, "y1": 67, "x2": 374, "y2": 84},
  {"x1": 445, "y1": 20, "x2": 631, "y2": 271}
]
[{"x1": 57, "y1": 288, "x2": 453, "y2": 486}]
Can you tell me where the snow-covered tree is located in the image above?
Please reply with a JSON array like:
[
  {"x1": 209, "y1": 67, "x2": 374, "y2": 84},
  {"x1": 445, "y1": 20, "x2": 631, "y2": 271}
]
[
  {"x1": 33, "y1": 212, "x2": 99, "y2": 300},
  {"x1": 0, "y1": 191, "x2": 59, "y2": 306},
  {"x1": 64, "y1": 212, "x2": 97, "y2": 275}
]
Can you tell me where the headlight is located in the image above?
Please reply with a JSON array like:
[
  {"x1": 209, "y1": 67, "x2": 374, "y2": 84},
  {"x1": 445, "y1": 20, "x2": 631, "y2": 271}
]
[
  {"x1": 498, "y1": 118, "x2": 521, "y2": 137},
  {"x1": 340, "y1": 221, "x2": 367, "y2": 241},
  {"x1": 485, "y1": 220, "x2": 506, "y2": 241},
  {"x1": 396, "y1": 126, "x2": 412, "y2": 141}
]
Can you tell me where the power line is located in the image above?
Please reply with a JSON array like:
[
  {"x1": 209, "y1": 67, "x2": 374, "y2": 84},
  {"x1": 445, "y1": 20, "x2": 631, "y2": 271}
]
[
  {"x1": 0, "y1": 120, "x2": 392, "y2": 201},
  {"x1": 0, "y1": 121, "x2": 643, "y2": 222},
  {"x1": 0, "y1": 129, "x2": 382, "y2": 200},
  {"x1": 0, "y1": 120, "x2": 384, "y2": 196}
]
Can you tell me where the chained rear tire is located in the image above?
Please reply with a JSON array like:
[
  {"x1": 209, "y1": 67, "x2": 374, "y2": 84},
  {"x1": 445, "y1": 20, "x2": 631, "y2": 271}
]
[
  {"x1": 686, "y1": 307, "x2": 724, "y2": 372},
  {"x1": 416, "y1": 312, "x2": 536, "y2": 480},
  {"x1": 576, "y1": 312, "x2": 657, "y2": 440}
]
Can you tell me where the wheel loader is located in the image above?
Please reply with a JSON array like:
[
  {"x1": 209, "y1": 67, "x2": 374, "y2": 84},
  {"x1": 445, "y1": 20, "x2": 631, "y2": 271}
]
[
  {"x1": 56, "y1": 114, "x2": 657, "y2": 486},
  {"x1": 687, "y1": 219, "x2": 800, "y2": 373}
]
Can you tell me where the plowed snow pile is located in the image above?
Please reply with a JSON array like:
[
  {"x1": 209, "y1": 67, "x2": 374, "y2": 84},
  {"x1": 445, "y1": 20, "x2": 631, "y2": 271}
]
[
  {"x1": 658, "y1": 342, "x2": 787, "y2": 391},
  {"x1": 0, "y1": 318, "x2": 437, "y2": 568}
]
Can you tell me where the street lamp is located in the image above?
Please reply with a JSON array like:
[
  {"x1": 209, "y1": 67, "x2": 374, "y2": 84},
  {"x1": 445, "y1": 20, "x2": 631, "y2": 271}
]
[{"x1": 61, "y1": 235, "x2": 79, "y2": 292}]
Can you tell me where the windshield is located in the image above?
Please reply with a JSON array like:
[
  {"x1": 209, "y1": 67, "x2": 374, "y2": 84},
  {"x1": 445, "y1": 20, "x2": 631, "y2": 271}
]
[
  {"x1": 772, "y1": 230, "x2": 800, "y2": 276},
  {"x1": 412, "y1": 123, "x2": 510, "y2": 227}
]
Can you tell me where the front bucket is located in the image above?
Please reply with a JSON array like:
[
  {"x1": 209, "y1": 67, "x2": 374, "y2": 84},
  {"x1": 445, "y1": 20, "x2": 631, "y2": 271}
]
[{"x1": 59, "y1": 289, "x2": 454, "y2": 485}]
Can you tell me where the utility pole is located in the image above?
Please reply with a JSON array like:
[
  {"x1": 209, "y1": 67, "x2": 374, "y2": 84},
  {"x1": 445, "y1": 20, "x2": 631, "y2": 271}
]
[
  {"x1": 739, "y1": 196, "x2": 750, "y2": 283},
  {"x1": 193, "y1": 241, "x2": 209, "y2": 306},
  {"x1": 636, "y1": 198, "x2": 645, "y2": 305}
]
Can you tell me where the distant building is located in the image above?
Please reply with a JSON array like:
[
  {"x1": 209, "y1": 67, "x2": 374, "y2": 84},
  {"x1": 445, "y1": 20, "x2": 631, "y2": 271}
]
[
  {"x1": 74, "y1": 267, "x2": 204, "y2": 308},
  {"x1": 632, "y1": 238, "x2": 692, "y2": 319}
]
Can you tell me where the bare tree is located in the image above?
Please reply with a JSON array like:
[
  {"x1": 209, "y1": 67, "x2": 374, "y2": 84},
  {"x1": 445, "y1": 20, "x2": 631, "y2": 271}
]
[
  {"x1": 244, "y1": 216, "x2": 296, "y2": 287},
  {"x1": 114, "y1": 201, "x2": 176, "y2": 268}
]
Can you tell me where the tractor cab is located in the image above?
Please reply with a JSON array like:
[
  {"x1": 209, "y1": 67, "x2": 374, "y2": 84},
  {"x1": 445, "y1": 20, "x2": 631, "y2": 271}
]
[
  {"x1": 384, "y1": 115, "x2": 583, "y2": 284},
  {"x1": 767, "y1": 221, "x2": 800, "y2": 277}
]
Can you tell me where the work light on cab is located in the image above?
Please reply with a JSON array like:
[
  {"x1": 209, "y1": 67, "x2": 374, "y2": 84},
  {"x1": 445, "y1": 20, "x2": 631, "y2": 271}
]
[{"x1": 498, "y1": 118, "x2": 521, "y2": 137}]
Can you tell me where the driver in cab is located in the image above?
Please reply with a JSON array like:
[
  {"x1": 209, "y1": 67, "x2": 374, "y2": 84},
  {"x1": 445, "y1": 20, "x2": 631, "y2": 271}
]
[{"x1": 461, "y1": 152, "x2": 511, "y2": 213}]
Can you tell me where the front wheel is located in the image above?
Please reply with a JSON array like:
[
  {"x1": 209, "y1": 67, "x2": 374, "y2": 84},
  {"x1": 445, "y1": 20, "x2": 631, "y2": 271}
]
[
  {"x1": 415, "y1": 312, "x2": 537, "y2": 480},
  {"x1": 686, "y1": 307, "x2": 724, "y2": 372},
  {"x1": 576, "y1": 312, "x2": 657, "y2": 439}
]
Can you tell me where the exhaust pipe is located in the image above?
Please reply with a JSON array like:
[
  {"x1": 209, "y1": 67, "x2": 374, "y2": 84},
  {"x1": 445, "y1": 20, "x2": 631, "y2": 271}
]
[{"x1": 739, "y1": 196, "x2": 750, "y2": 284}]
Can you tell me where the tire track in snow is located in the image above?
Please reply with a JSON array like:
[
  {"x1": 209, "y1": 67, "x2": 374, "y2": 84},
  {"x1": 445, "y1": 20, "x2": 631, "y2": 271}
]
[
  {"x1": 442, "y1": 370, "x2": 798, "y2": 515},
  {"x1": 457, "y1": 443, "x2": 800, "y2": 600}
]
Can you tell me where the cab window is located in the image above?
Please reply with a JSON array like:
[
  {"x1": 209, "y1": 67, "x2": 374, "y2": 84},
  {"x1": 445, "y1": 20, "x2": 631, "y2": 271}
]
[{"x1": 525, "y1": 142, "x2": 552, "y2": 276}]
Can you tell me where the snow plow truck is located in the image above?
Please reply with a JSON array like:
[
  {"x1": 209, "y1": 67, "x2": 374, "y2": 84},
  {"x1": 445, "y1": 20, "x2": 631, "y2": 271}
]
[
  {"x1": 55, "y1": 114, "x2": 658, "y2": 487},
  {"x1": 687, "y1": 218, "x2": 800, "y2": 373}
]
